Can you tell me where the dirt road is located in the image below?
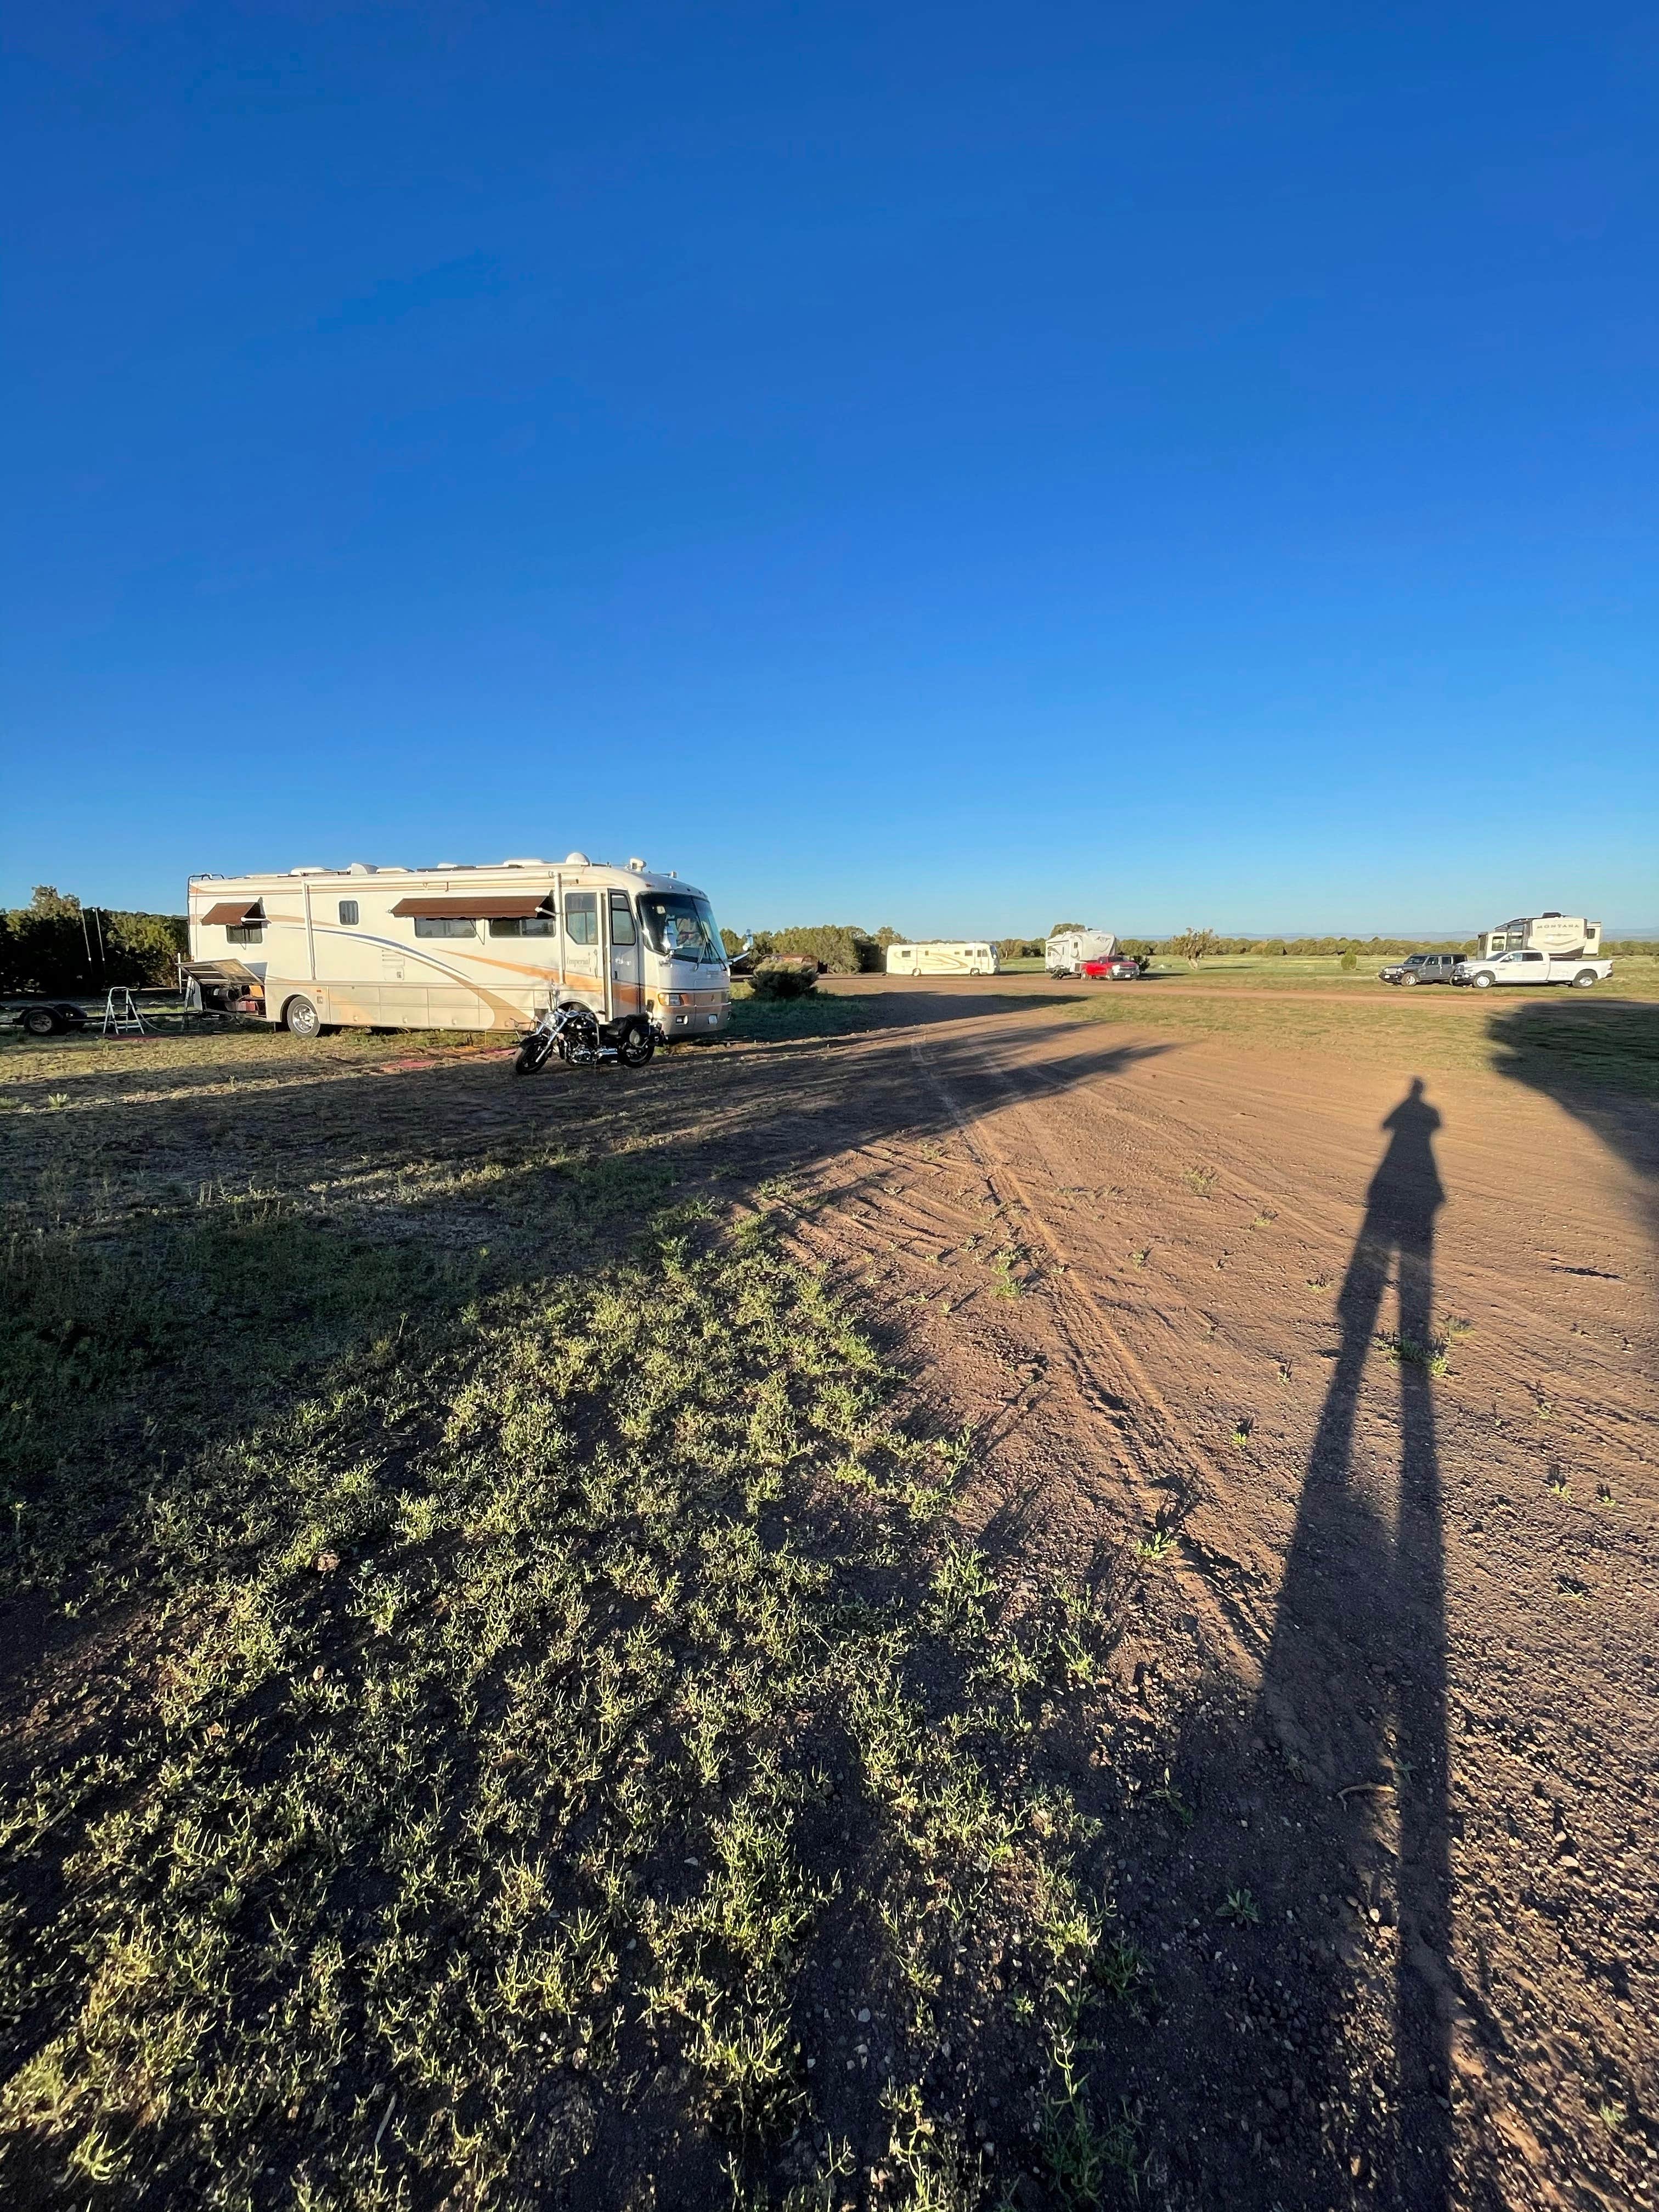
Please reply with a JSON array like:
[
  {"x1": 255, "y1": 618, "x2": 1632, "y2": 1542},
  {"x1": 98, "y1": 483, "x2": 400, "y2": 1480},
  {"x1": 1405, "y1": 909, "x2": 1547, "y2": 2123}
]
[{"x1": 713, "y1": 979, "x2": 1657, "y2": 2209}]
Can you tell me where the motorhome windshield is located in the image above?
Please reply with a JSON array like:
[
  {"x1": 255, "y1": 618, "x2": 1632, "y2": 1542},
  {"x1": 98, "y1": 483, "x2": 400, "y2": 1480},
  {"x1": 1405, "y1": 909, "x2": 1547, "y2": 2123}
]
[{"x1": 640, "y1": 893, "x2": 724, "y2": 964}]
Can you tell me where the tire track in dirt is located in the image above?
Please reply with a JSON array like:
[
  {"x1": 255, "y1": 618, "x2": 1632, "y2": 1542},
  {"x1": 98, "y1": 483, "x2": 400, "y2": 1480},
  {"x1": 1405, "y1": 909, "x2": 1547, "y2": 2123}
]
[
  {"x1": 1009, "y1": 1027, "x2": 1657, "y2": 1496},
  {"x1": 905, "y1": 1029, "x2": 1281, "y2": 1679}
]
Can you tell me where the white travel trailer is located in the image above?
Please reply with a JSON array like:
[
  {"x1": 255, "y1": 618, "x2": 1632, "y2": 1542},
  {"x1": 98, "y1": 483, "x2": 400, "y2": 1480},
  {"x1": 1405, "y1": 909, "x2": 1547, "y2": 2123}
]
[
  {"x1": 884, "y1": 941, "x2": 1000, "y2": 977},
  {"x1": 184, "y1": 855, "x2": 730, "y2": 1045},
  {"x1": 1045, "y1": 928, "x2": 1120, "y2": 977}
]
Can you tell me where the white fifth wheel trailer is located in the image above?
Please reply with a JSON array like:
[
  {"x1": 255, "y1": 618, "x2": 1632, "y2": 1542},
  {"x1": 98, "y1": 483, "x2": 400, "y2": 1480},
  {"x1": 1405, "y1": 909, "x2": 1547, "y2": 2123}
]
[
  {"x1": 884, "y1": 941, "x2": 1000, "y2": 976},
  {"x1": 1473, "y1": 913, "x2": 1601, "y2": 961},
  {"x1": 184, "y1": 855, "x2": 730, "y2": 1045},
  {"x1": 1045, "y1": 928, "x2": 1119, "y2": 977}
]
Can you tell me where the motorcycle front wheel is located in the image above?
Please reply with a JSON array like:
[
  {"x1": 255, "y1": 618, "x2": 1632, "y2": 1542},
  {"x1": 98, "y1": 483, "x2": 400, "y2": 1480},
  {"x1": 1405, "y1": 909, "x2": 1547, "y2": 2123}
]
[{"x1": 514, "y1": 1030, "x2": 555, "y2": 1076}]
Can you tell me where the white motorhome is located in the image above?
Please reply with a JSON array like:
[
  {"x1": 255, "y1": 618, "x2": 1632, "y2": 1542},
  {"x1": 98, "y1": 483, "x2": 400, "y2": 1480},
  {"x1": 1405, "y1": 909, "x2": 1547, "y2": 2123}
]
[
  {"x1": 1045, "y1": 928, "x2": 1119, "y2": 977},
  {"x1": 1474, "y1": 914, "x2": 1601, "y2": 961},
  {"x1": 184, "y1": 855, "x2": 730, "y2": 1044},
  {"x1": 884, "y1": 941, "x2": 999, "y2": 977}
]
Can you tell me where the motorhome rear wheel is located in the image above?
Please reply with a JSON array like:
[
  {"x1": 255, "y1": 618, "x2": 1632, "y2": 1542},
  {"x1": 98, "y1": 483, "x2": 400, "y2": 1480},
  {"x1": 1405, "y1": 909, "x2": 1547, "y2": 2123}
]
[{"x1": 617, "y1": 1019, "x2": 656, "y2": 1066}]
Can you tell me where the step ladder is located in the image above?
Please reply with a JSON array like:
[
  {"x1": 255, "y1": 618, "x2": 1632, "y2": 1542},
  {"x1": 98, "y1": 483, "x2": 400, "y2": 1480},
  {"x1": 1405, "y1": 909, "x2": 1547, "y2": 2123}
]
[{"x1": 100, "y1": 988, "x2": 148, "y2": 1037}]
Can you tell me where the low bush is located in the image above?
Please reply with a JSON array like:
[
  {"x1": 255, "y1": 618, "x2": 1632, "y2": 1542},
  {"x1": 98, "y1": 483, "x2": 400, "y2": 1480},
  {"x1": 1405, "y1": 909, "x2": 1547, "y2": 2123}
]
[{"x1": 747, "y1": 958, "x2": 820, "y2": 1001}]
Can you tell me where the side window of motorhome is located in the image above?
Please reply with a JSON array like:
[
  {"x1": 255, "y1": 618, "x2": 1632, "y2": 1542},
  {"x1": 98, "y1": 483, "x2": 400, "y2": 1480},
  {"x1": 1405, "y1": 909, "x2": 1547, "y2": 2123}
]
[
  {"x1": 338, "y1": 900, "x2": 359, "y2": 926},
  {"x1": 608, "y1": 892, "x2": 637, "y2": 945},
  {"x1": 488, "y1": 913, "x2": 556, "y2": 936},
  {"x1": 227, "y1": 922, "x2": 263, "y2": 943},
  {"x1": 414, "y1": 916, "x2": 476, "y2": 938},
  {"x1": 564, "y1": 892, "x2": 600, "y2": 946}
]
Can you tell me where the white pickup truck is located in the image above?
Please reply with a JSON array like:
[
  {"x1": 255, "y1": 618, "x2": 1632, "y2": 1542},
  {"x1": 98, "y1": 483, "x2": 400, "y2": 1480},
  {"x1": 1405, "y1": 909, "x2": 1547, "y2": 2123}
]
[{"x1": 1455, "y1": 950, "x2": 1611, "y2": 990}]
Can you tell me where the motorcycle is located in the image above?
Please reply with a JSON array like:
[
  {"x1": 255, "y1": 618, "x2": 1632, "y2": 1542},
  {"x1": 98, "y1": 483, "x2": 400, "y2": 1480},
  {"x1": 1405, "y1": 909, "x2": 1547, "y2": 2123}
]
[{"x1": 513, "y1": 1002, "x2": 658, "y2": 1077}]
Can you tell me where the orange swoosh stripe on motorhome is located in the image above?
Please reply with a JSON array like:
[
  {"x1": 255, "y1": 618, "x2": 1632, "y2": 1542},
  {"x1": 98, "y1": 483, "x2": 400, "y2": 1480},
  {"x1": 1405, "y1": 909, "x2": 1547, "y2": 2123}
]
[{"x1": 303, "y1": 928, "x2": 627, "y2": 1026}]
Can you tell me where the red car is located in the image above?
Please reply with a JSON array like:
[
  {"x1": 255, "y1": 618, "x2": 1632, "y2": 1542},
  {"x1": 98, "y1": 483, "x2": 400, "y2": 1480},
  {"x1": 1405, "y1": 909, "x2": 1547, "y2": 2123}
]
[{"x1": 1081, "y1": 956, "x2": 1141, "y2": 980}]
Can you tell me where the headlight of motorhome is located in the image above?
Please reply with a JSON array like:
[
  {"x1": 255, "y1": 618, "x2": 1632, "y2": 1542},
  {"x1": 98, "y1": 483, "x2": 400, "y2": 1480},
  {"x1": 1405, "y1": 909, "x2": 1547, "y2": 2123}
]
[{"x1": 663, "y1": 992, "x2": 686, "y2": 1006}]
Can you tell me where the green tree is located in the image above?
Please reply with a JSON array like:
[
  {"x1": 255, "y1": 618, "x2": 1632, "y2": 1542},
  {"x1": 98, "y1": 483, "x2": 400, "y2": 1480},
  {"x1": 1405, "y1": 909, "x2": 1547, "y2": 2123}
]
[
  {"x1": 30, "y1": 884, "x2": 82, "y2": 919},
  {"x1": 1, "y1": 892, "x2": 187, "y2": 996},
  {"x1": 1171, "y1": 927, "x2": 1222, "y2": 965},
  {"x1": 757, "y1": 924, "x2": 873, "y2": 973},
  {"x1": 1047, "y1": 919, "x2": 1087, "y2": 937}
]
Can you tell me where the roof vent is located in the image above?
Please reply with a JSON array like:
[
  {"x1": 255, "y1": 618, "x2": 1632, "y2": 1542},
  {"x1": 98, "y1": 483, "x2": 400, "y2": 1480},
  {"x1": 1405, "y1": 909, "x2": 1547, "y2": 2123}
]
[
  {"x1": 348, "y1": 861, "x2": 376, "y2": 875},
  {"x1": 628, "y1": 856, "x2": 646, "y2": 872},
  {"x1": 289, "y1": 865, "x2": 329, "y2": 874},
  {"x1": 435, "y1": 861, "x2": 460, "y2": 869},
  {"x1": 501, "y1": 857, "x2": 548, "y2": 867},
  {"x1": 565, "y1": 850, "x2": 591, "y2": 866}
]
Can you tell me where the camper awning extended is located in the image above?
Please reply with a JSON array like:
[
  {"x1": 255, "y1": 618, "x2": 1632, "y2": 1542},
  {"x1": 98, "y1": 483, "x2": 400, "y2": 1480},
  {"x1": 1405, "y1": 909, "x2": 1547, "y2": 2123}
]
[
  {"x1": 390, "y1": 894, "x2": 552, "y2": 919},
  {"x1": 200, "y1": 900, "x2": 263, "y2": 926}
]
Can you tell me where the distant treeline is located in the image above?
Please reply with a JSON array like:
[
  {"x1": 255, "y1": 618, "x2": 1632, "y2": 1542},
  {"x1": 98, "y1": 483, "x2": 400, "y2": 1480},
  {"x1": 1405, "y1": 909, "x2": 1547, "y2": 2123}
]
[
  {"x1": 995, "y1": 933, "x2": 1488, "y2": 962},
  {"x1": 1131, "y1": 934, "x2": 1657, "y2": 959},
  {"x1": 723, "y1": 923, "x2": 1659, "y2": 974},
  {"x1": 1, "y1": 887, "x2": 187, "y2": 996},
  {"x1": 1149, "y1": 935, "x2": 1477, "y2": 958}
]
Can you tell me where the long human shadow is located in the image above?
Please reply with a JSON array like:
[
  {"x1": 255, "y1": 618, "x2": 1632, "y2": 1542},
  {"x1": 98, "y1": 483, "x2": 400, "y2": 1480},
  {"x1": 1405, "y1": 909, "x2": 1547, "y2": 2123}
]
[{"x1": 1254, "y1": 1077, "x2": 1453, "y2": 2208}]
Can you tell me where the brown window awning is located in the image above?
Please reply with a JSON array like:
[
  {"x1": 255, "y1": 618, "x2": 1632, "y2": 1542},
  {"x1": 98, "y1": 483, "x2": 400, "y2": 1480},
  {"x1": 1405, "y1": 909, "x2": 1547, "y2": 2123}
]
[
  {"x1": 390, "y1": 894, "x2": 553, "y2": 919},
  {"x1": 201, "y1": 900, "x2": 264, "y2": 926}
]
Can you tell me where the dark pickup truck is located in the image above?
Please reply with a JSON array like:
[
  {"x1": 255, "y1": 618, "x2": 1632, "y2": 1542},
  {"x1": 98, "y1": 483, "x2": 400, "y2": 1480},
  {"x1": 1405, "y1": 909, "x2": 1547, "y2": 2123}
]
[{"x1": 1378, "y1": 953, "x2": 1461, "y2": 987}]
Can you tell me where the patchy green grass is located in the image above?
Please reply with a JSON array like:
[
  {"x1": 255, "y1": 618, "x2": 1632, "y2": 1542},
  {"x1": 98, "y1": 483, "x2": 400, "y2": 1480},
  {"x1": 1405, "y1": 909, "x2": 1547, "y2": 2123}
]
[
  {"x1": 1059, "y1": 972, "x2": 1659, "y2": 1093},
  {"x1": 0, "y1": 1093, "x2": 1148, "y2": 2207},
  {"x1": 1379, "y1": 1332, "x2": 1451, "y2": 1379},
  {"x1": 1130, "y1": 953, "x2": 1659, "y2": 998},
  {"x1": 726, "y1": 987, "x2": 878, "y2": 1045}
]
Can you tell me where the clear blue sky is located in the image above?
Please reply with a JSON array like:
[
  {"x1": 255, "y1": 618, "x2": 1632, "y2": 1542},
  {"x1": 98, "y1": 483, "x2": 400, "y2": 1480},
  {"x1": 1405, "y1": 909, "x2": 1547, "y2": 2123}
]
[{"x1": 3, "y1": 2, "x2": 1655, "y2": 936}]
